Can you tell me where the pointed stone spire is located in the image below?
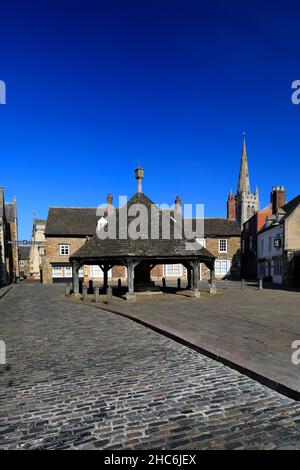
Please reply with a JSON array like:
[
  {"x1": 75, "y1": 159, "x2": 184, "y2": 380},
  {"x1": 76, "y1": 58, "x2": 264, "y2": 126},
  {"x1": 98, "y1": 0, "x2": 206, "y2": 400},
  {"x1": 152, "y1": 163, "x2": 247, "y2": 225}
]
[{"x1": 237, "y1": 134, "x2": 250, "y2": 194}]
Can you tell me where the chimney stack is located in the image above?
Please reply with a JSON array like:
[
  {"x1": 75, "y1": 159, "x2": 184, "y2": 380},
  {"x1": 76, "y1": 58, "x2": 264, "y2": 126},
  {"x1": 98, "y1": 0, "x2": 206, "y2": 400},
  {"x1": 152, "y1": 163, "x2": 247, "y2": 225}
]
[
  {"x1": 271, "y1": 186, "x2": 286, "y2": 214},
  {"x1": 227, "y1": 189, "x2": 236, "y2": 221},
  {"x1": 107, "y1": 193, "x2": 113, "y2": 213},
  {"x1": 135, "y1": 167, "x2": 144, "y2": 194},
  {"x1": 175, "y1": 195, "x2": 182, "y2": 214}
]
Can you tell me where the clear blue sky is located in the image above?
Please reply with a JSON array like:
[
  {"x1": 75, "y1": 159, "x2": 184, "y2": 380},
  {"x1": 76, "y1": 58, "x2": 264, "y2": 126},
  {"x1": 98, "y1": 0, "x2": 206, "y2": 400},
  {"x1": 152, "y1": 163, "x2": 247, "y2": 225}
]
[{"x1": 0, "y1": 0, "x2": 299, "y2": 239}]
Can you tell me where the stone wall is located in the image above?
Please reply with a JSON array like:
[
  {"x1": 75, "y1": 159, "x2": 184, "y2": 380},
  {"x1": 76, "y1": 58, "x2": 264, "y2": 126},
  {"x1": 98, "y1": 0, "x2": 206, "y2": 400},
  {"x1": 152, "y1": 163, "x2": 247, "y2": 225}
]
[{"x1": 43, "y1": 236, "x2": 87, "y2": 283}]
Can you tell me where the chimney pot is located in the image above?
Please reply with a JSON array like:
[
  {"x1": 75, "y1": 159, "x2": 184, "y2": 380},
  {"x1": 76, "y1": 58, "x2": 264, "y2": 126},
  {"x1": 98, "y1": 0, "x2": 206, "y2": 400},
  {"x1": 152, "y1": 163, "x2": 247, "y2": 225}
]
[{"x1": 175, "y1": 195, "x2": 182, "y2": 214}]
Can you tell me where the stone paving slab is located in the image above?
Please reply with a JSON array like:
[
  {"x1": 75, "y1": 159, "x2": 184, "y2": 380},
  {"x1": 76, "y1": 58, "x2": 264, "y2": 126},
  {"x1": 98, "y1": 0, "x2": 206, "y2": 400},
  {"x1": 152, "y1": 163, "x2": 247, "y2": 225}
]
[
  {"x1": 71, "y1": 286, "x2": 300, "y2": 398},
  {"x1": 1, "y1": 283, "x2": 300, "y2": 450}
]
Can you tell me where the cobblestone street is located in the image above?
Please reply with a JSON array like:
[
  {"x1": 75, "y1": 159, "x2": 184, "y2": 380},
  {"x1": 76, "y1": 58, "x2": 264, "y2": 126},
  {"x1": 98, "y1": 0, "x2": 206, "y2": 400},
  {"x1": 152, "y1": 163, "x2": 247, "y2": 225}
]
[{"x1": 1, "y1": 283, "x2": 300, "y2": 450}]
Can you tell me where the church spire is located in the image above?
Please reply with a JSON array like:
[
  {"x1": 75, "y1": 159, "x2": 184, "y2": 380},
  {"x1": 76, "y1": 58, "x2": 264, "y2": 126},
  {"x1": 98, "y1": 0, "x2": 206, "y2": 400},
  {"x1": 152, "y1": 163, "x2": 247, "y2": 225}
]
[{"x1": 237, "y1": 134, "x2": 250, "y2": 194}]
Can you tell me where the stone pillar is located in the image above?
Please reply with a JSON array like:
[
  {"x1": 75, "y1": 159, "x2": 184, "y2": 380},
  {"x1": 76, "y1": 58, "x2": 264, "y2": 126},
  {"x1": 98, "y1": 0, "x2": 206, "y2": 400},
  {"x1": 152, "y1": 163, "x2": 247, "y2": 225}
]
[
  {"x1": 94, "y1": 285, "x2": 100, "y2": 302},
  {"x1": 72, "y1": 260, "x2": 80, "y2": 297},
  {"x1": 106, "y1": 286, "x2": 112, "y2": 304},
  {"x1": 209, "y1": 268, "x2": 217, "y2": 294},
  {"x1": 126, "y1": 260, "x2": 136, "y2": 302},
  {"x1": 82, "y1": 284, "x2": 88, "y2": 301}
]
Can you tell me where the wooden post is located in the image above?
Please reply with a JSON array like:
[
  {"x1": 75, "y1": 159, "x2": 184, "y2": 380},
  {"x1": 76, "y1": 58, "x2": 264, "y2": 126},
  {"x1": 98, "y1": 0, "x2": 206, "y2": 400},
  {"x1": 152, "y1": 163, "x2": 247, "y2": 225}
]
[
  {"x1": 209, "y1": 268, "x2": 217, "y2": 294},
  {"x1": 126, "y1": 260, "x2": 136, "y2": 302},
  {"x1": 72, "y1": 261, "x2": 80, "y2": 296},
  {"x1": 187, "y1": 267, "x2": 192, "y2": 289}
]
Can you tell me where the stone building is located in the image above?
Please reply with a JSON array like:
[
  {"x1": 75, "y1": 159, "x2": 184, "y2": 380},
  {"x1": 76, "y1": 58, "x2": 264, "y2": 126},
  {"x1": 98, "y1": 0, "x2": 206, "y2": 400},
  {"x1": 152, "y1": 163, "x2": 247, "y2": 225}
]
[
  {"x1": 227, "y1": 136, "x2": 259, "y2": 229},
  {"x1": 19, "y1": 246, "x2": 31, "y2": 279},
  {"x1": 197, "y1": 219, "x2": 240, "y2": 280},
  {"x1": 69, "y1": 174, "x2": 216, "y2": 300},
  {"x1": 43, "y1": 169, "x2": 240, "y2": 285},
  {"x1": 29, "y1": 217, "x2": 46, "y2": 280},
  {"x1": 0, "y1": 187, "x2": 19, "y2": 286},
  {"x1": 257, "y1": 193, "x2": 300, "y2": 286},
  {"x1": 241, "y1": 187, "x2": 286, "y2": 279}
]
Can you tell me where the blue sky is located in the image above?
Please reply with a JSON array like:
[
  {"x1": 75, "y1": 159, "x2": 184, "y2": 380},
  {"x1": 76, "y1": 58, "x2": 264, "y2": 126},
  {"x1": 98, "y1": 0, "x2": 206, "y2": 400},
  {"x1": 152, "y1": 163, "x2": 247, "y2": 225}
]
[{"x1": 0, "y1": 0, "x2": 299, "y2": 239}]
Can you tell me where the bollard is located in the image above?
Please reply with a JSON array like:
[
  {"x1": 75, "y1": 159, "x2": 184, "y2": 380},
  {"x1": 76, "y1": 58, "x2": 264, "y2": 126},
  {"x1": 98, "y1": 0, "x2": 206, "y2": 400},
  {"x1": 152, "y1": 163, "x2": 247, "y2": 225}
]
[
  {"x1": 118, "y1": 278, "x2": 122, "y2": 290},
  {"x1": 258, "y1": 279, "x2": 263, "y2": 290},
  {"x1": 82, "y1": 284, "x2": 88, "y2": 301},
  {"x1": 94, "y1": 286, "x2": 100, "y2": 302},
  {"x1": 162, "y1": 278, "x2": 166, "y2": 289},
  {"x1": 106, "y1": 286, "x2": 112, "y2": 304},
  {"x1": 65, "y1": 283, "x2": 71, "y2": 297},
  {"x1": 241, "y1": 278, "x2": 245, "y2": 289},
  {"x1": 177, "y1": 278, "x2": 181, "y2": 289}
]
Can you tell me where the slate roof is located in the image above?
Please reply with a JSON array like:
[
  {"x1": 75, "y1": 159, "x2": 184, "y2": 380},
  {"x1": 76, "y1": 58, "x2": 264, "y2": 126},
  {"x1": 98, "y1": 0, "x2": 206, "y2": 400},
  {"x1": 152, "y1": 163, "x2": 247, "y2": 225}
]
[
  {"x1": 188, "y1": 218, "x2": 241, "y2": 237},
  {"x1": 70, "y1": 193, "x2": 215, "y2": 262},
  {"x1": 258, "y1": 194, "x2": 300, "y2": 234},
  {"x1": 19, "y1": 246, "x2": 31, "y2": 260},
  {"x1": 45, "y1": 207, "x2": 99, "y2": 236}
]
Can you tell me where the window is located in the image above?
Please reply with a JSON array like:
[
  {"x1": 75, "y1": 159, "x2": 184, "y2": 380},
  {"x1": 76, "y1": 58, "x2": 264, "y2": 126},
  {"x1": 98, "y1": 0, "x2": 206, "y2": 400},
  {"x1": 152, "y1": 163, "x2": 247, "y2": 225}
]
[
  {"x1": 60, "y1": 245, "x2": 70, "y2": 256},
  {"x1": 215, "y1": 260, "x2": 231, "y2": 276},
  {"x1": 52, "y1": 267, "x2": 62, "y2": 278},
  {"x1": 64, "y1": 267, "x2": 72, "y2": 278},
  {"x1": 164, "y1": 264, "x2": 183, "y2": 277},
  {"x1": 219, "y1": 239, "x2": 228, "y2": 253}
]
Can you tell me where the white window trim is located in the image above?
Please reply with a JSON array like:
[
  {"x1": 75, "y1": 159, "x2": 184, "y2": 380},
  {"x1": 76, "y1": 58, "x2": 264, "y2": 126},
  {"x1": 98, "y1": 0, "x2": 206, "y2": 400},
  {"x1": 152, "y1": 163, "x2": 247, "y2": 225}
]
[
  {"x1": 218, "y1": 239, "x2": 228, "y2": 253},
  {"x1": 52, "y1": 267, "x2": 63, "y2": 278},
  {"x1": 215, "y1": 259, "x2": 231, "y2": 276},
  {"x1": 59, "y1": 244, "x2": 70, "y2": 256},
  {"x1": 163, "y1": 264, "x2": 183, "y2": 277}
]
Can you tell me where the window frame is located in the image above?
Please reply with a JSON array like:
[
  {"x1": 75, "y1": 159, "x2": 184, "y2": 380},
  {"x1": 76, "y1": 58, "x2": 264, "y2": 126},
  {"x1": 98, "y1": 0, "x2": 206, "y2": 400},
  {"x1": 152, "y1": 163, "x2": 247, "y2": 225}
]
[
  {"x1": 218, "y1": 239, "x2": 228, "y2": 253},
  {"x1": 59, "y1": 244, "x2": 70, "y2": 256}
]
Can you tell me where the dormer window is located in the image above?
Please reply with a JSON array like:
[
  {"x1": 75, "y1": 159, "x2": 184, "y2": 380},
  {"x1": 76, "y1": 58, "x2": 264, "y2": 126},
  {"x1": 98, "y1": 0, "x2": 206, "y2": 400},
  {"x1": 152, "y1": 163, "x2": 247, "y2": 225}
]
[{"x1": 97, "y1": 217, "x2": 108, "y2": 231}]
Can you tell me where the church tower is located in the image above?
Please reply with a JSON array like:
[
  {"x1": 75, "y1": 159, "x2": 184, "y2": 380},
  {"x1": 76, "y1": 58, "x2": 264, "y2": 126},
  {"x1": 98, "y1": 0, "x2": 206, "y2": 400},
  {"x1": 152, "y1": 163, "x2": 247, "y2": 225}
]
[{"x1": 228, "y1": 135, "x2": 259, "y2": 229}]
